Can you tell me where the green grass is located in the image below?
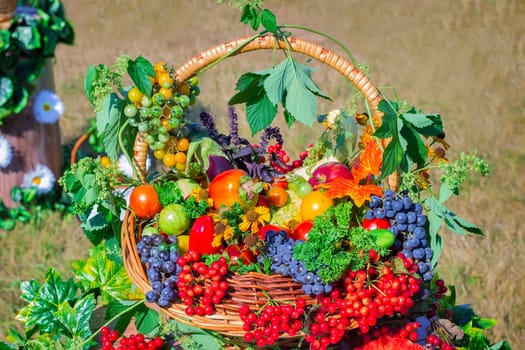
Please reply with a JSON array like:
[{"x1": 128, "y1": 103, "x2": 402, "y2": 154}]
[{"x1": 1, "y1": 0, "x2": 524, "y2": 347}]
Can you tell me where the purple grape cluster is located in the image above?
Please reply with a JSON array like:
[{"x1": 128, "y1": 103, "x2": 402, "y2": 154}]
[
  {"x1": 136, "y1": 234, "x2": 182, "y2": 307},
  {"x1": 258, "y1": 229, "x2": 331, "y2": 296},
  {"x1": 366, "y1": 189, "x2": 434, "y2": 281}
]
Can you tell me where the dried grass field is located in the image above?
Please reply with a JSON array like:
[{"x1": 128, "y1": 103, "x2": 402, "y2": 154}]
[{"x1": 1, "y1": 0, "x2": 524, "y2": 346}]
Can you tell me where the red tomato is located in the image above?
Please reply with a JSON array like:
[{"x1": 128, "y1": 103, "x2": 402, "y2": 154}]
[
  {"x1": 208, "y1": 169, "x2": 257, "y2": 210},
  {"x1": 258, "y1": 224, "x2": 290, "y2": 240},
  {"x1": 292, "y1": 220, "x2": 313, "y2": 241},
  {"x1": 362, "y1": 218, "x2": 390, "y2": 230},
  {"x1": 129, "y1": 184, "x2": 162, "y2": 219},
  {"x1": 225, "y1": 244, "x2": 256, "y2": 265},
  {"x1": 267, "y1": 186, "x2": 288, "y2": 208},
  {"x1": 188, "y1": 215, "x2": 222, "y2": 255}
]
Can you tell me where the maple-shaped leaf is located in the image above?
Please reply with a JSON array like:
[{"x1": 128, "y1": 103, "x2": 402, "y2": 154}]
[
  {"x1": 321, "y1": 177, "x2": 383, "y2": 207},
  {"x1": 353, "y1": 139, "x2": 383, "y2": 181},
  {"x1": 354, "y1": 335, "x2": 425, "y2": 350}
]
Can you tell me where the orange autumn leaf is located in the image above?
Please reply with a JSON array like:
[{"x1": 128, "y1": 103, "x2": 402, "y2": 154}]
[
  {"x1": 353, "y1": 139, "x2": 383, "y2": 181},
  {"x1": 321, "y1": 177, "x2": 383, "y2": 207}
]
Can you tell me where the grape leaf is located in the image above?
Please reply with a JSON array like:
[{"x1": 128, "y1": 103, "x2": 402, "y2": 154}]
[
  {"x1": 17, "y1": 268, "x2": 79, "y2": 334},
  {"x1": 264, "y1": 57, "x2": 329, "y2": 128},
  {"x1": 104, "y1": 301, "x2": 139, "y2": 335},
  {"x1": 53, "y1": 294, "x2": 96, "y2": 339},
  {"x1": 399, "y1": 123, "x2": 427, "y2": 168},
  {"x1": 96, "y1": 92, "x2": 125, "y2": 160},
  {"x1": 127, "y1": 56, "x2": 154, "y2": 96},
  {"x1": 73, "y1": 244, "x2": 143, "y2": 304},
  {"x1": 246, "y1": 94, "x2": 277, "y2": 135},
  {"x1": 427, "y1": 209, "x2": 443, "y2": 268},
  {"x1": 402, "y1": 112, "x2": 443, "y2": 136}
]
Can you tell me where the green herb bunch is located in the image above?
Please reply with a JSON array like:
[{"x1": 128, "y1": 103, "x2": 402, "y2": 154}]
[{"x1": 0, "y1": 0, "x2": 74, "y2": 123}]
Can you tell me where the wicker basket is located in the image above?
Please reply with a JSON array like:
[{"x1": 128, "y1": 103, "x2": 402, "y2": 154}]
[
  {"x1": 121, "y1": 34, "x2": 393, "y2": 347},
  {"x1": 0, "y1": 0, "x2": 16, "y2": 29}
]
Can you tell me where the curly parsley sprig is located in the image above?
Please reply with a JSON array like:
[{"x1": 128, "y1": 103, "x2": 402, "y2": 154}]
[{"x1": 293, "y1": 202, "x2": 387, "y2": 283}]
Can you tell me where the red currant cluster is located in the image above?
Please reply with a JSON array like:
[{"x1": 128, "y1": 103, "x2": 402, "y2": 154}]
[
  {"x1": 426, "y1": 334, "x2": 456, "y2": 350},
  {"x1": 267, "y1": 143, "x2": 310, "y2": 173},
  {"x1": 304, "y1": 290, "x2": 353, "y2": 350},
  {"x1": 240, "y1": 298, "x2": 307, "y2": 348},
  {"x1": 99, "y1": 327, "x2": 163, "y2": 350},
  {"x1": 176, "y1": 251, "x2": 229, "y2": 316},
  {"x1": 342, "y1": 255, "x2": 422, "y2": 334}
]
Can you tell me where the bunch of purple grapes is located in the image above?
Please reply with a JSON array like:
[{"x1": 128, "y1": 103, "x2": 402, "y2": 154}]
[
  {"x1": 258, "y1": 229, "x2": 331, "y2": 296},
  {"x1": 366, "y1": 189, "x2": 434, "y2": 281},
  {"x1": 136, "y1": 234, "x2": 181, "y2": 307}
]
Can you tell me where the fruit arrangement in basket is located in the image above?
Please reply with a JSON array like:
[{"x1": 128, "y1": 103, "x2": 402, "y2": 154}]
[{"x1": 59, "y1": 28, "x2": 497, "y2": 349}]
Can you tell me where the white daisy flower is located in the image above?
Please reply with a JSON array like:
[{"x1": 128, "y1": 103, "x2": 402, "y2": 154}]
[
  {"x1": 33, "y1": 89, "x2": 64, "y2": 124},
  {"x1": 117, "y1": 154, "x2": 151, "y2": 178},
  {"x1": 21, "y1": 164, "x2": 56, "y2": 194},
  {"x1": 0, "y1": 135, "x2": 13, "y2": 169}
]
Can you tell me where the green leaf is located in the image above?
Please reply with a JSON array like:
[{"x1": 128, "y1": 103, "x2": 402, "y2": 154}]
[
  {"x1": 228, "y1": 72, "x2": 267, "y2": 105},
  {"x1": 17, "y1": 268, "x2": 79, "y2": 334},
  {"x1": 402, "y1": 112, "x2": 443, "y2": 136},
  {"x1": 374, "y1": 122, "x2": 392, "y2": 138},
  {"x1": 380, "y1": 139, "x2": 403, "y2": 179},
  {"x1": 260, "y1": 9, "x2": 277, "y2": 33},
  {"x1": 105, "y1": 301, "x2": 137, "y2": 335},
  {"x1": 127, "y1": 56, "x2": 154, "y2": 96},
  {"x1": 399, "y1": 123, "x2": 427, "y2": 168},
  {"x1": 427, "y1": 209, "x2": 443, "y2": 268},
  {"x1": 12, "y1": 87, "x2": 29, "y2": 114},
  {"x1": 264, "y1": 57, "x2": 327, "y2": 128},
  {"x1": 53, "y1": 294, "x2": 96, "y2": 339},
  {"x1": 21, "y1": 187, "x2": 37, "y2": 204},
  {"x1": 134, "y1": 307, "x2": 159, "y2": 335},
  {"x1": 246, "y1": 94, "x2": 277, "y2": 135},
  {"x1": 426, "y1": 197, "x2": 484, "y2": 237},
  {"x1": 174, "y1": 322, "x2": 224, "y2": 350},
  {"x1": 474, "y1": 317, "x2": 497, "y2": 330},
  {"x1": 0, "y1": 77, "x2": 14, "y2": 106},
  {"x1": 73, "y1": 244, "x2": 143, "y2": 304},
  {"x1": 96, "y1": 92, "x2": 125, "y2": 160},
  {"x1": 12, "y1": 26, "x2": 41, "y2": 50},
  {"x1": 10, "y1": 187, "x2": 23, "y2": 203},
  {"x1": 439, "y1": 182, "x2": 456, "y2": 203},
  {"x1": 84, "y1": 65, "x2": 97, "y2": 106},
  {"x1": 0, "y1": 219, "x2": 16, "y2": 231},
  {"x1": 491, "y1": 340, "x2": 512, "y2": 350}
]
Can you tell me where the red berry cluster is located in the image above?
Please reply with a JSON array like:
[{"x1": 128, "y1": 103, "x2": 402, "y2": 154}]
[
  {"x1": 304, "y1": 290, "x2": 353, "y2": 350},
  {"x1": 427, "y1": 334, "x2": 456, "y2": 350},
  {"x1": 267, "y1": 143, "x2": 310, "y2": 173},
  {"x1": 99, "y1": 327, "x2": 163, "y2": 350},
  {"x1": 240, "y1": 298, "x2": 307, "y2": 348},
  {"x1": 360, "y1": 321, "x2": 421, "y2": 345},
  {"x1": 342, "y1": 256, "x2": 422, "y2": 334},
  {"x1": 176, "y1": 250, "x2": 229, "y2": 316}
]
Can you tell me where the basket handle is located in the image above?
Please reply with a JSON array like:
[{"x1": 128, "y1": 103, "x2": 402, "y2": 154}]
[{"x1": 133, "y1": 34, "x2": 395, "y2": 187}]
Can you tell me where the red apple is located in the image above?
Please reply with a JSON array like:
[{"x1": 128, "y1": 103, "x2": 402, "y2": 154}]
[{"x1": 308, "y1": 162, "x2": 353, "y2": 188}]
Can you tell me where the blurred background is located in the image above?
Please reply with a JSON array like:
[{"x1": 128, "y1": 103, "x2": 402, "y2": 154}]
[{"x1": 1, "y1": 0, "x2": 523, "y2": 346}]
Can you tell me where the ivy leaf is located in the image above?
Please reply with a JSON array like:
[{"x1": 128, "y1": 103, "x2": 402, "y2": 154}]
[
  {"x1": 127, "y1": 56, "x2": 154, "y2": 96},
  {"x1": 53, "y1": 294, "x2": 96, "y2": 339},
  {"x1": 96, "y1": 92, "x2": 125, "y2": 160},
  {"x1": 260, "y1": 9, "x2": 277, "y2": 33},
  {"x1": 72, "y1": 244, "x2": 143, "y2": 304},
  {"x1": 0, "y1": 77, "x2": 14, "y2": 106},
  {"x1": 17, "y1": 268, "x2": 78, "y2": 334}
]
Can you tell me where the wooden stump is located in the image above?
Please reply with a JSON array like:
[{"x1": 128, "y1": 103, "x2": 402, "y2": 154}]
[{"x1": 0, "y1": 61, "x2": 63, "y2": 208}]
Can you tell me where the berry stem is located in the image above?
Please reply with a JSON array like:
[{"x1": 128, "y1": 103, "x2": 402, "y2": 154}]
[{"x1": 80, "y1": 300, "x2": 145, "y2": 347}]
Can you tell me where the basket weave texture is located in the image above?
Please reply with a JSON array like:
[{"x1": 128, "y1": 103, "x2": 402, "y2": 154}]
[{"x1": 121, "y1": 34, "x2": 390, "y2": 345}]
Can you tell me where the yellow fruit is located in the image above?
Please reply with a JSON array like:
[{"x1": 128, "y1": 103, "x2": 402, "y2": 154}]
[{"x1": 177, "y1": 235, "x2": 190, "y2": 254}]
